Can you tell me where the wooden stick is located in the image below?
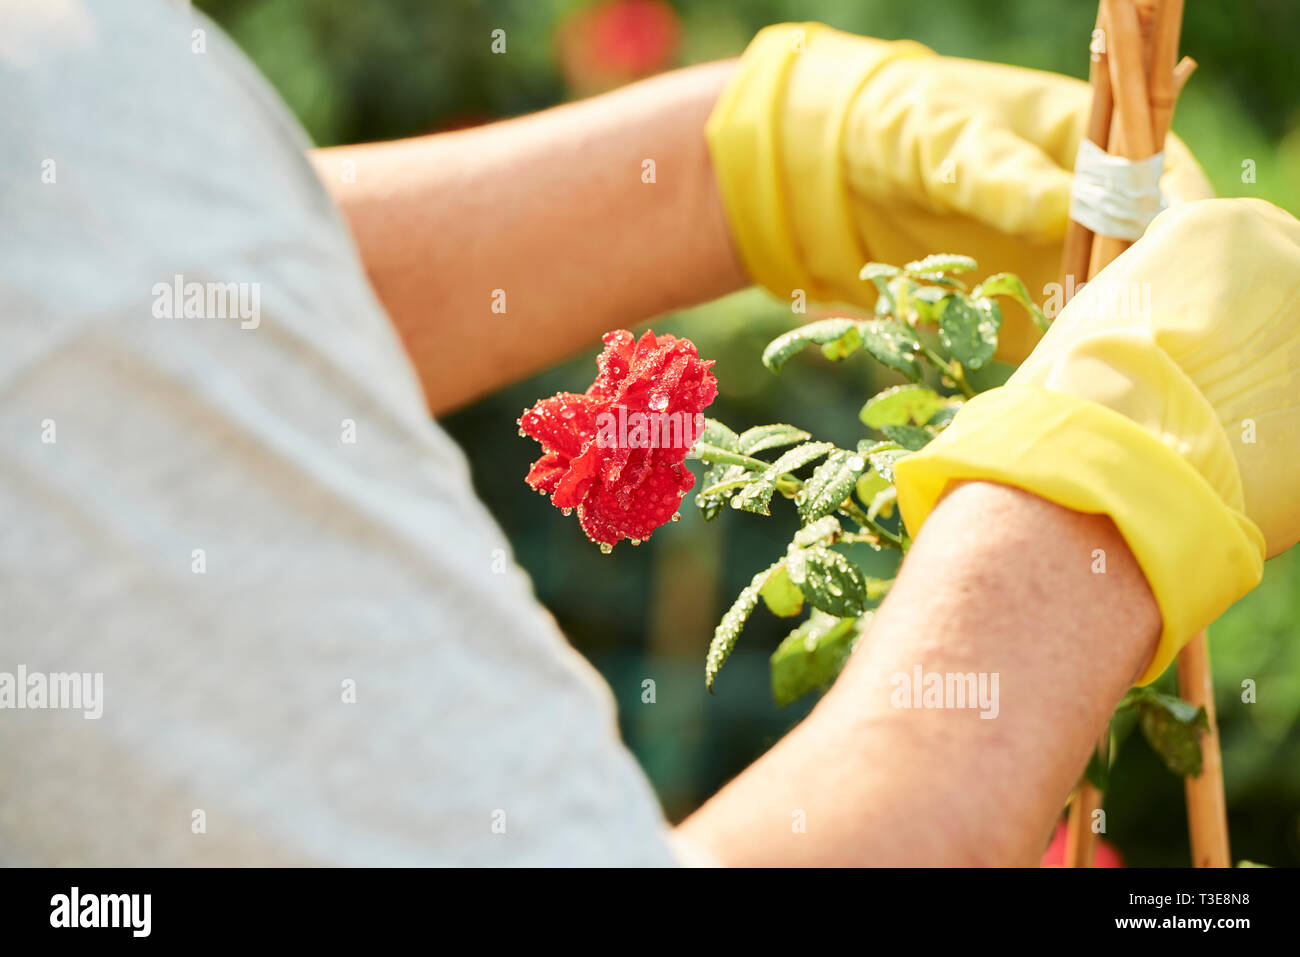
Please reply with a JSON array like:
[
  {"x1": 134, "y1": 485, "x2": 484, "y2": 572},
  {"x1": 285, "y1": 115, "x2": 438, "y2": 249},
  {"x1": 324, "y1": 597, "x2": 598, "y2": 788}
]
[
  {"x1": 1148, "y1": 0, "x2": 1184, "y2": 145},
  {"x1": 1093, "y1": 0, "x2": 1155, "y2": 266},
  {"x1": 1059, "y1": 8, "x2": 1114, "y2": 296},
  {"x1": 1064, "y1": 738, "x2": 1107, "y2": 867},
  {"x1": 1177, "y1": 633, "x2": 1232, "y2": 866},
  {"x1": 1143, "y1": 4, "x2": 1231, "y2": 872},
  {"x1": 1062, "y1": 4, "x2": 1152, "y2": 868},
  {"x1": 1104, "y1": 0, "x2": 1154, "y2": 158},
  {"x1": 1064, "y1": 0, "x2": 1207, "y2": 868},
  {"x1": 1064, "y1": 0, "x2": 1227, "y2": 872}
]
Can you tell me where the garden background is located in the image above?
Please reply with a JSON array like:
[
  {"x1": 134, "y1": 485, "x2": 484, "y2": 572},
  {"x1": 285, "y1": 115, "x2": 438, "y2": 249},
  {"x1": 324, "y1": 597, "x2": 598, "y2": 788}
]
[{"x1": 197, "y1": 0, "x2": 1300, "y2": 866}]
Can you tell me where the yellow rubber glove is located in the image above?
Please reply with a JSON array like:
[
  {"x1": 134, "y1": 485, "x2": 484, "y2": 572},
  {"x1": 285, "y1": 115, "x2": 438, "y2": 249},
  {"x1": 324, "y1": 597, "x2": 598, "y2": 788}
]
[
  {"x1": 895, "y1": 198, "x2": 1300, "y2": 684},
  {"x1": 706, "y1": 22, "x2": 1213, "y2": 362}
]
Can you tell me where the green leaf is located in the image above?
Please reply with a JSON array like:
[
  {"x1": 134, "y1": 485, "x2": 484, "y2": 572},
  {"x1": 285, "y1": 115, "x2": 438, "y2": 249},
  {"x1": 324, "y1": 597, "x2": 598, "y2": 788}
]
[
  {"x1": 688, "y1": 441, "x2": 748, "y2": 467},
  {"x1": 855, "y1": 469, "x2": 890, "y2": 506},
  {"x1": 731, "y1": 480, "x2": 778, "y2": 516},
  {"x1": 866, "y1": 485, "x2": 897, "y2": 521},
  {"x1": 732, "y1": 441, "x2": 836, "y2": 516},
  {"x1": 860, "y1": 319, "x2": 923, "y2": 381},
  {"x1": 887, "y1": 276, "x2": 918, "y2": 325},
  {"x1": 706, "y1": 561, "x2": 780, "y2": 692},
  {"x1": 695, "y1": 463, "x2": 752, "y2": 520},
  {"x1": 871, "y1": 276, "x2": 896, "y2": 317},
  {"x1": 766, "y1": 441, "x2": 837, "y2": 476},
  {"x1": 938, "y1": 294, "x2": 1000, "y2": 371},
  {"x1": 864, "y1": 577, "x2": 894, "y2": 601},
  {"x1": 865, "y1": 446, "x2": 910, "y2": 483},
  {"x1": 820, "y1": 325, "x2": 863, "y2": 361},
  {"x1": 786, "y1": 545, "x2": 870, "y2": 618},
  {"x1": 1135, "y1": 690, "x2": 1210, "y2": 778},
  {"x1": 737, "y1": 423, "x2": 811, "y2": 456},
  {"x1": 904, "y1": 253, "x2": 977, "y2": 277},
  {"x1": 1084, "y1": 740, "x2": 1110, "y2": 792},
  {"x1": 799, "y1": 449, "x2": 868, "y2": 523},
  {"x1": 860, "y1": 384, "x2": 948, "y2": 428},
  {"x1": 926, "y1": 403, "x2": 961, "y2": 429},
  {"x1": 770, "y1": 611, "x2": 864, "y2": 707},
  {"x1": 921, "y1": 276, "x2": 968, "y2": 291},
  {"x1": 910, "y1": 285, "x2": 951, "y2": 321},
  {"x1": 699, "y1": 418, "x2": 740, "y2": 451},
  {"x1": 859, "y1": 262, "x2": 901, "y2": 282},
  {"x1": 762, "y1": 318, "x2": 860, "y2": 373},
  {"x1": 760, "y1": 564, "x2": 804, "y2": 618},
  {"x1": 792, "y1": 515, "x2": 841, "y2": 547},
  {"x1": 881, "y1": 423, "x2": 933, "y2": 451},
  {"x1": 973, "y1": 272, "x2": 1050, "y2": 333},
  {"x1": 699, "y1": 466, "x2": 757, "y2": 498}
]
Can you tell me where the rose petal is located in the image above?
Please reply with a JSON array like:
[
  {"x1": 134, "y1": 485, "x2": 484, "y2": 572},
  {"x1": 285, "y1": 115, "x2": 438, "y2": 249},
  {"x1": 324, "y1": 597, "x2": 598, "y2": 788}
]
[{"x1": 519, "y1": 392, "x2": 600, "y2": 459}]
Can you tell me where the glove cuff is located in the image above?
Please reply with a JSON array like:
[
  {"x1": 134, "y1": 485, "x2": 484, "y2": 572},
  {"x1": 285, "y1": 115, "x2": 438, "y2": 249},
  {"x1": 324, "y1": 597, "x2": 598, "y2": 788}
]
[
  {"x1": 706, "y1": 23, "x2": 932, "y2": 306},
  {"x1": 894, "y1": 386, "x2": 1265, "y2": 685}
]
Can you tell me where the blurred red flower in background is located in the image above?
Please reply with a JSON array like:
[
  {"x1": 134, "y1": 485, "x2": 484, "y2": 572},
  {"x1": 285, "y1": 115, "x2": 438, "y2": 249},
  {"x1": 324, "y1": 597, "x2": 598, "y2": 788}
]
[
  {"x1": 1040, "y1": 820, "x2": 1124, "y2": 867},
  {"x1": 557, "y1": 0, "x2": 681, "y2": 95}
]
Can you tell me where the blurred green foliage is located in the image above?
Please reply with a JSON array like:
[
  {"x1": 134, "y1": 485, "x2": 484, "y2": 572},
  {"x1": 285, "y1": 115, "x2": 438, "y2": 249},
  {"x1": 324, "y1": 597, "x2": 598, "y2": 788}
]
[{"x1": 199, "y1": 0, "x2": 1300, "y2": 865}]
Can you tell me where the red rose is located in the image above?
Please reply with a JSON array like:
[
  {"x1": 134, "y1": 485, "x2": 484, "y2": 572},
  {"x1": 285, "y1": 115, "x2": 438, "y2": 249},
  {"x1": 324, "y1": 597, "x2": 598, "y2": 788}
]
[{"x1": 520, "y1": 329, "x2": 717, "y2": 549}]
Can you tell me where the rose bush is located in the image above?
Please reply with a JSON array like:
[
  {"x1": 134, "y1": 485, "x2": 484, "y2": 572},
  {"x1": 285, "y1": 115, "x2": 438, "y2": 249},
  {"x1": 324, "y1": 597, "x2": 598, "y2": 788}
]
[{"x1": 520, "y1": 254, "x2": 1211, "y2": 812}]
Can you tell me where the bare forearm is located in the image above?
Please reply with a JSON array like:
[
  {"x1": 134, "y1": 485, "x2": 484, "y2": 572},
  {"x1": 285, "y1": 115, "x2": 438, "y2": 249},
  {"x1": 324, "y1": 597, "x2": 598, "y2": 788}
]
[
  {"x1": 679, "y1": 481, "x2": 1160, "y2": 866},
  {"x1": 311, "y1": 61, "x2": 744, "y2": 415}
]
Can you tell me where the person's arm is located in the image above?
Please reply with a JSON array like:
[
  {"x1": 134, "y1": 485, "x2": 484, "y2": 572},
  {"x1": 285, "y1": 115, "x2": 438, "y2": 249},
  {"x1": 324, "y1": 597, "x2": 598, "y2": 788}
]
[
  {"x1": 678, "y1": 480, "x2": 1160, "y2": 866},
  {"x1": 310, "y1": 61, "x2": 745, "y2": 416}
]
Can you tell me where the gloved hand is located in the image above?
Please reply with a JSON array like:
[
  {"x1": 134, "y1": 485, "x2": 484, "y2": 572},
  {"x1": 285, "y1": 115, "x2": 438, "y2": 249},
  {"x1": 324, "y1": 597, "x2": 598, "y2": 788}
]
[
  {"x1": 705, "y1": 22, "x2": 1214, "y2": 361},
  {"x1": 894, "y1": 198, "x2": 1300, "y2": 684}
]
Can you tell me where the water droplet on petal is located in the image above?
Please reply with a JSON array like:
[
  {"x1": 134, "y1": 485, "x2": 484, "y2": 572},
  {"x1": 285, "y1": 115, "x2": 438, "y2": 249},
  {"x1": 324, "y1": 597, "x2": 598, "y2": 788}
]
[
  {"x1": 561, "y1": 508, "x2": 573, "y2": 517},
  {"x1": 630, "y1": 538, "x2": 641, "y2": 546},
  {"x1": 848, "y1": 455, "x2": 865, "y2": 471},
  {"x1": 560, "y1": 407, "x2": 576, "y2": 420},
  {"x1": 648, "y1": 394, "x2": 668, "y2": 412},
  {"x1": 671, "y1": 512, "x2": 681, "y2": 522},
  {"x1": 599, "y1": 543, "x2": 613, "y2": 555},
  {"x1": 730, "y1": 497, "x2": 742, "y2": 509}
]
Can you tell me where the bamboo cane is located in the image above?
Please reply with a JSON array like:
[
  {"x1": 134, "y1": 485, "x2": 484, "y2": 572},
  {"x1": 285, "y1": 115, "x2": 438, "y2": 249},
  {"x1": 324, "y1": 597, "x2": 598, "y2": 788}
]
[
  {"x1": 1061, "y1": 0, "x2": 1228, "y2": 868},
  {"x1": 1179, "y1": 636, "x2": 1232, "y2": 866},
  {"x1": 1145, "y1": 0, "x2": 1232, "y2": 871},
  {"x1": 1092, "y1": 0, "x2": 1154, "y2": 267},
  {"x1": 1058, "y1": 7, "x2": 1113, "y2": 292}
]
